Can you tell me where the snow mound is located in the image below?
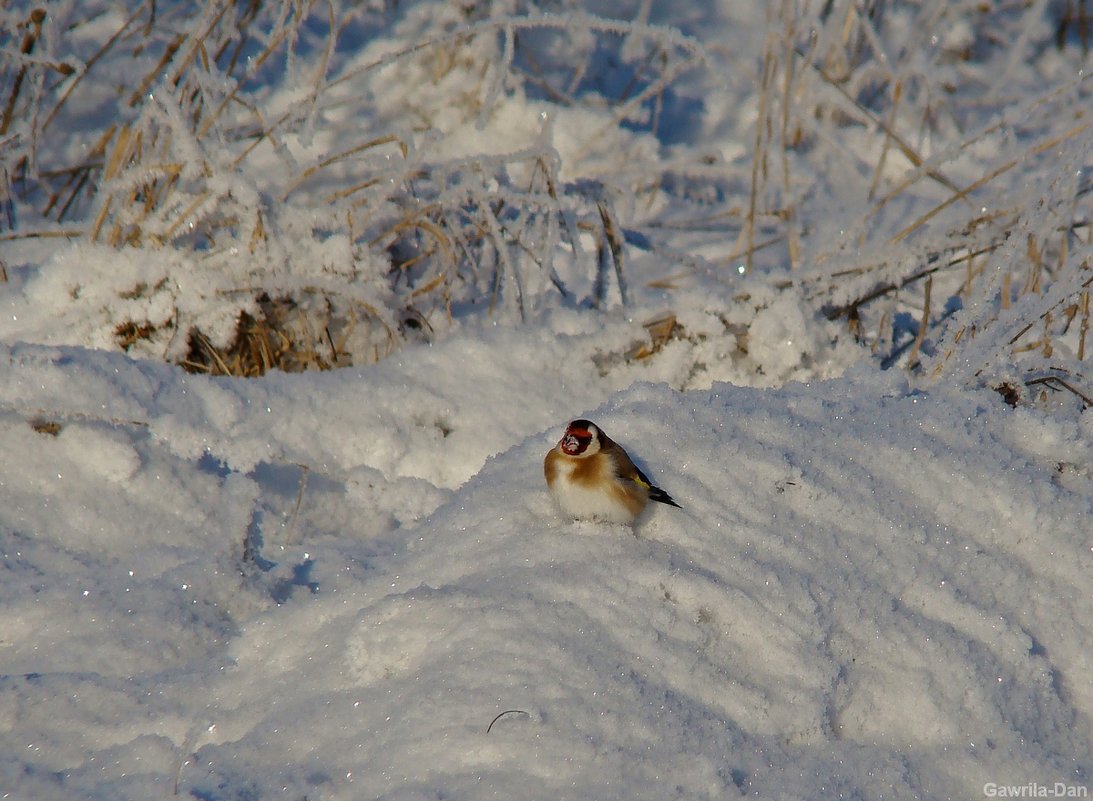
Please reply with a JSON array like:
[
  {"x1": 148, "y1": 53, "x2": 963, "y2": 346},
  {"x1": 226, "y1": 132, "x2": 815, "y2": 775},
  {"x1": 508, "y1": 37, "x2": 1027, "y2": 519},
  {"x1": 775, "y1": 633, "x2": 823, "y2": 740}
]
[{"x1": 3, "y1": 351, "x2": 1088, "y2": 800}]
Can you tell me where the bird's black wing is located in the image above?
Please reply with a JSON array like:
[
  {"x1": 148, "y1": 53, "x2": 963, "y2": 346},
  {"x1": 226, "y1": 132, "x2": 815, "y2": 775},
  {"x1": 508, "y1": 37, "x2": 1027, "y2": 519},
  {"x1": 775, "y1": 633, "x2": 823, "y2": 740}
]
[{"x1": 631, "y1": 465, "x2": 682, "y2": 509}]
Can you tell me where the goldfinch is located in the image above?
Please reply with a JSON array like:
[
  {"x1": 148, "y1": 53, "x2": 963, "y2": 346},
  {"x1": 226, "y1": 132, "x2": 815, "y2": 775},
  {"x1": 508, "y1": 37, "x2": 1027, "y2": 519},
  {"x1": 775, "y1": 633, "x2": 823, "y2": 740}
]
[{"x1": 544, "y1": 419, "x2": 681, "y2": 524}]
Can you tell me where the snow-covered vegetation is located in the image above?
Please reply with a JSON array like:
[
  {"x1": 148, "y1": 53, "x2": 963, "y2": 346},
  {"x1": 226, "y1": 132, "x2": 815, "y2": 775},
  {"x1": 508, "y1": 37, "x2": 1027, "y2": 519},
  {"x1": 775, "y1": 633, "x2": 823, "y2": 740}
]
[{"x1": 0, "y1": 1, "x2": 1090, "y2": 799}]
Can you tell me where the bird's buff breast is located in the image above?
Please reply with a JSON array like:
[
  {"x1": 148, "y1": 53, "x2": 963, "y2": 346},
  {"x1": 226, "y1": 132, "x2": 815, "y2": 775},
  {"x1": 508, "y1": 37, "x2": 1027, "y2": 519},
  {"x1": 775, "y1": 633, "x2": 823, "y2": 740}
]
[{"x1": 548, "y1": 457, "x2": 643, "y2": 523}]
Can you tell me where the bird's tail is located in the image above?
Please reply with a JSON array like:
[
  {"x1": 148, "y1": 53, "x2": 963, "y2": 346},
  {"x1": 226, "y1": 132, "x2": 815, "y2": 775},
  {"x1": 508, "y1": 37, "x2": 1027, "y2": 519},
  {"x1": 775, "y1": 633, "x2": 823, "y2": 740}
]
[{"x1": 649, "y1": 486, "x2": 682, "y2": 508}]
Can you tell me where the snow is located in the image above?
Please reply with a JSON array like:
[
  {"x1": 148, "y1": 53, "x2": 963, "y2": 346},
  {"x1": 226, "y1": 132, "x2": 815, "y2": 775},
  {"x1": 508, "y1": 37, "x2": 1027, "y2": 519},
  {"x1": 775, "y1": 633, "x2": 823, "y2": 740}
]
[
  {"x1": 2, "y1": 2, "x2": 1092, "y2": 800},
  {"x1": 2, "y1": 334, "x2": 1090, "y2": 800}
]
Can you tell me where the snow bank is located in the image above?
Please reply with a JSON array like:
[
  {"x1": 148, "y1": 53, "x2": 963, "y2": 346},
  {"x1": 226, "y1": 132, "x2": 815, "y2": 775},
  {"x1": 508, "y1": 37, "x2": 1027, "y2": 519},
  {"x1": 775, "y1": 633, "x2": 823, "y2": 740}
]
[{"x1": 1, "y1": 341, "x2": 1088, "y2": 800}]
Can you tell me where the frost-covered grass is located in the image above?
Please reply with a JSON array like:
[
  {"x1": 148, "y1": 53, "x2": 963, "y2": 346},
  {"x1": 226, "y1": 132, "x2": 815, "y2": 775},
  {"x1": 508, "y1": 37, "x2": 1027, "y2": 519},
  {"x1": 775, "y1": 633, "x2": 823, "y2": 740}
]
[
  {"x1": 2, "y1": 0, "x2": 1090, "y2": 393},
  {"x1": 1, "y1": 2, "x2": 1092, "y2": 800}
]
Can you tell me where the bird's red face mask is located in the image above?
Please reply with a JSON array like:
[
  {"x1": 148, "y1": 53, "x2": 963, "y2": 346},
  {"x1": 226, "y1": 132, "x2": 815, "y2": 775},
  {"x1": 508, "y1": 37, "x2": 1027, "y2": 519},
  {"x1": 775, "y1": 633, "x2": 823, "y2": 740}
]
[{"x1": 560, "y1": 422, "x2": 594, "y2": 455}]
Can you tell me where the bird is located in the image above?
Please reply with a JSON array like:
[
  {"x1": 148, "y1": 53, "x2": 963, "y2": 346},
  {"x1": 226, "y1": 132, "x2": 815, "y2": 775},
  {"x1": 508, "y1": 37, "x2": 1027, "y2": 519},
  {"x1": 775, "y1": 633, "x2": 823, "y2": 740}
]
[{"x1": 544, "y1": 419, "x2": 681, "y2": 524}]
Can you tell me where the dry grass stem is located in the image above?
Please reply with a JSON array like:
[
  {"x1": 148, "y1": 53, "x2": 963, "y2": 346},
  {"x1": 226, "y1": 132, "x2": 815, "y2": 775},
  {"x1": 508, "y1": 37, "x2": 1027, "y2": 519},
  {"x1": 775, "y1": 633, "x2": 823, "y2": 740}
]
[
  {"x1": 906, "y1": 275, "x2": 932, "y2": 368},
  {"x1": 892, "y1": 122, "x2": 1090, "y2": 245}
]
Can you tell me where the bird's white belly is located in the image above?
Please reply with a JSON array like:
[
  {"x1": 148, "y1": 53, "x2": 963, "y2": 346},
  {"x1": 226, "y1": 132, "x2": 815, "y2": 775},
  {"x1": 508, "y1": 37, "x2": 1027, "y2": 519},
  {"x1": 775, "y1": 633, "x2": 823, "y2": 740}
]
[{"x1": 550, "y1": 463, "x2": 637, "y2": 523}]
